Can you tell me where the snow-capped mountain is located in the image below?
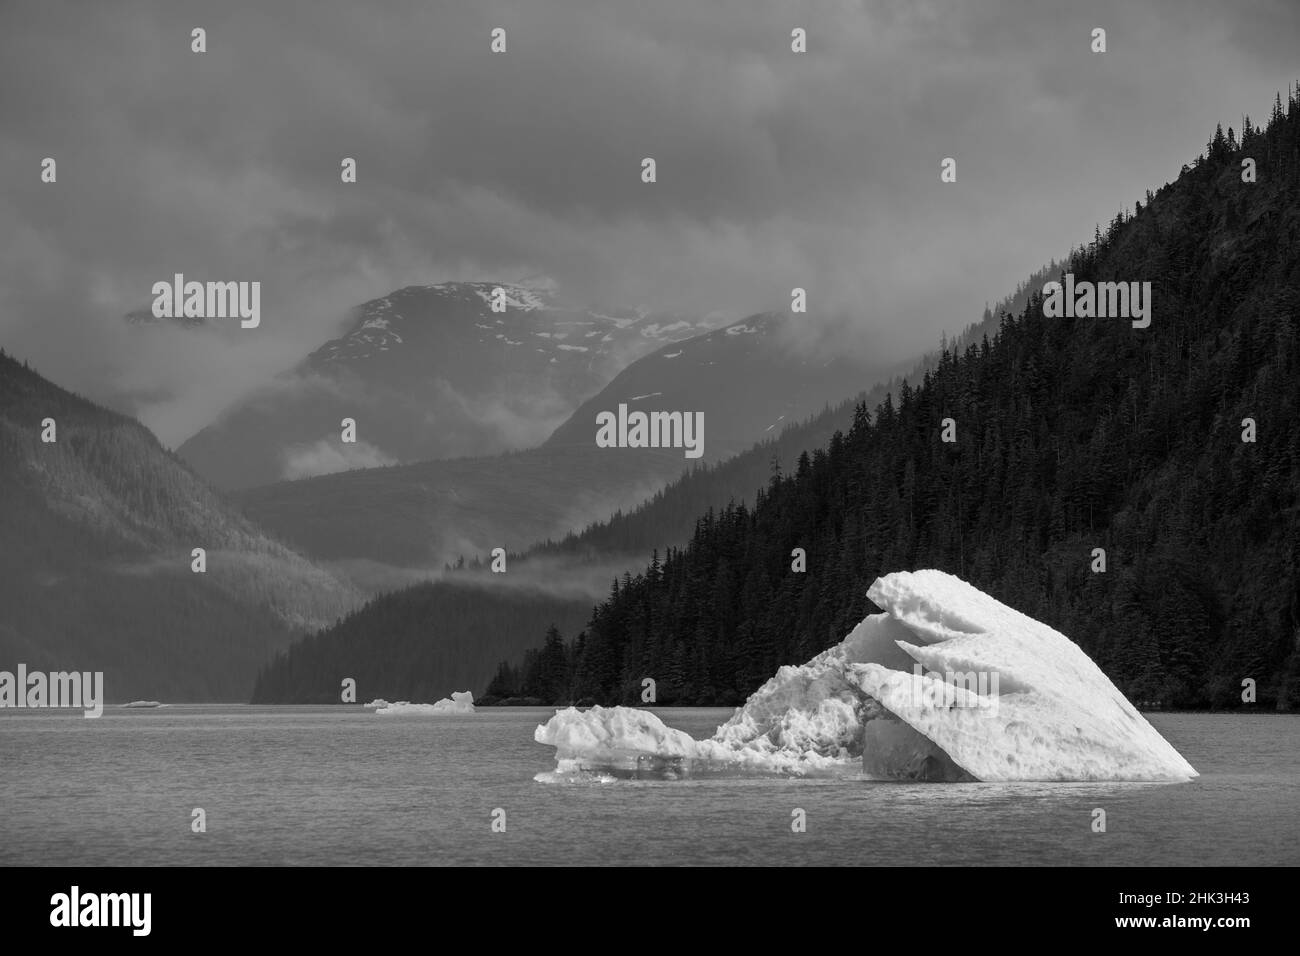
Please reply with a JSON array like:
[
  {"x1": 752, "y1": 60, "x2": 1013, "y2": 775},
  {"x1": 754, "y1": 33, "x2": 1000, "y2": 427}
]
[
  {"x1": 176, "y1": 281, "x2": 709, "y2": 489},
  {"x1": 235, "y1": 310, "x2": 905, "y2": 578},
  {"x1": 305, "y1": 279, "x2": 698, "y2": 368}
]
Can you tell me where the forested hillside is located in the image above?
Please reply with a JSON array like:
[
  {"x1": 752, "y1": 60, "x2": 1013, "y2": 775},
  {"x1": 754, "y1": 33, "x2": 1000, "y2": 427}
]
[
  {"x1": 249, "y1": 583, "x2": 592, "y2": 704},
  {"x1": 0, "y1": 354, "x2": 359, "y2": 700},
  {"x1": 525, "y1": 258, "x2": 1061, "y2": 564},
  {"x1": 491, "y1": 94, "x2": 1300, "y2": 710}
]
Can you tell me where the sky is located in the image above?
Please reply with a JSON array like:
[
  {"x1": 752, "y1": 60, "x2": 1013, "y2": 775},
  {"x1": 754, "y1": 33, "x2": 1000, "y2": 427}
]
[{"x1": 1, "y1": 0, "x2": 1296, "y2": 446}]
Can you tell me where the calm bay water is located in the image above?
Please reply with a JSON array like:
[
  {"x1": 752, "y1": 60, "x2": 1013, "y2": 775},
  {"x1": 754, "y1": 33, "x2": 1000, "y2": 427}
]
[{"x1": 1, "y1": 707, "x2": 1296, "y2": 866}]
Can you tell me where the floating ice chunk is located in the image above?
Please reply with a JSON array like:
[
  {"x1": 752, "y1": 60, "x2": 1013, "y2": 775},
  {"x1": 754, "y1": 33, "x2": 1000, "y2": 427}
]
[
  {"x1": 120, "y1": 700, "x2": 162, "y2": 709},
  {"x1": 363, "y1": 698, "x2": 389, "y2": 708},
  {"x1": 535, "y1": 705, "x2": 698, "y2": 778},
  {"x1": 850, "y1": 571, "x2": 1197, "y2": 781},
  {"x1": 535, "y1": 614, "x2": 916, "y2": 777},
  {"x1": 374, "y1": 691, "x2": 475, "y2": 715},
  {"x1": 534, "y1": 571, "x2": 1198, "y2": 782}
]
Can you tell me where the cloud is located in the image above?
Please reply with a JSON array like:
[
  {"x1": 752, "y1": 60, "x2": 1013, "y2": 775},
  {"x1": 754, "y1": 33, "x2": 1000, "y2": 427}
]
[
  {"x1": 281, "y1": 438, "x2": 398, "y2": 481},
  {"x1": 1, "y1": 0, "x2": 1295, "y2": 442}
]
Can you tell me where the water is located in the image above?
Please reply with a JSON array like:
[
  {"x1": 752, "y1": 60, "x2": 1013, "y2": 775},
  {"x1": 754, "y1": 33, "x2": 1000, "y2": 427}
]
[{"x1": 1, "y1": 707, "x2": 1296, "y2": 866}]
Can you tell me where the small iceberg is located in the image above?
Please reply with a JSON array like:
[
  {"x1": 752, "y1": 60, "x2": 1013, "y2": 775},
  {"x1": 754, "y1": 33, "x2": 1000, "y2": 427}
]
[
  {"x1": 535, "y1": 570, "x2": 1197, "y2": 782},
  {"x1": 120, "y1": 700, "x2": 163, "y2": 709},
  {"x1": 373, "y1": 691, "x2": 475, "y2": 715}
]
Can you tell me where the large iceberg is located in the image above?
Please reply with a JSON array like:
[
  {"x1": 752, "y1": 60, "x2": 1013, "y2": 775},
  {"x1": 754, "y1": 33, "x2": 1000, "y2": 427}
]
[{"x1": 534, "y1": 570, "x2": 1197, "y2": 782}]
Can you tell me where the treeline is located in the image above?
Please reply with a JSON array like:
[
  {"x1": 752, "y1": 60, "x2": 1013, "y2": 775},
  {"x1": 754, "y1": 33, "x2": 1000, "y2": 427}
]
[
  {"x1": 250, "y1": 582, "x2": 592, "y2": 704},
  {"x1": 487, "y1": 92, "x2": 1300, "y2": 710}
]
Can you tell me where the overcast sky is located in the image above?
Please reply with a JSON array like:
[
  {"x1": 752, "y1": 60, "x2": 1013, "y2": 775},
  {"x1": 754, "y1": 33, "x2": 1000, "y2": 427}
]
[{"x1": 1, "y1": 0, "x2": 1296, "y2": 445}]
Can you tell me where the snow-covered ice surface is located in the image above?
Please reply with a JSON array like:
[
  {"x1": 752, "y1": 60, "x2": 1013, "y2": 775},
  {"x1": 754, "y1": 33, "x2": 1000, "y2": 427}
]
[
  {"x1": 534, "y1": 570, "x2": 1198, "y2": 783},
  {"x1": 373, "y1": 691, "x2": 475, "y2": 715},
  {"x1": 850, "y1": 572, "x2": 1197, "y2": 781},
  {"x1": 534, "y1": 705, "x2": 698, "y2": 780}
]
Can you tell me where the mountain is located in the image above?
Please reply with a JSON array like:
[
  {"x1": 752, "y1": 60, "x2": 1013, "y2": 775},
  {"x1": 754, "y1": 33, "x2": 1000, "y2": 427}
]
[
  {"x1": 235, "y1": 443, "x2": 683, "y2": 579},
  {"x1": 243, "y1": 388, "x2": 898, "y2": 704},
  {"x1": 245, "y1": 246, "x2": 1074, "y2": 703},
  {"x1": 248, "y1": 269, "x2": 1061, "y2": 702},
  {"x1": 176, "y1": 280, "x2": 709, "y2": 489},
  {"x1": 487, "y1": 96, "x2": 1300, "y2": 710},
  {"x1": 0, "y1": 351, "x2": 360, "y2": 701},
  {"x1": 232, "y1": 311, "x2": 907, "y2": 577},
  {"x1": 526, "y1": 265, "x2": 1067, "y2": 563},
  {"x1": 237, "y1": 265, "x2": 1062, "y2": 579},
  {"x1": 543, "y1": 311, "x2": 897, "y2": 463}
]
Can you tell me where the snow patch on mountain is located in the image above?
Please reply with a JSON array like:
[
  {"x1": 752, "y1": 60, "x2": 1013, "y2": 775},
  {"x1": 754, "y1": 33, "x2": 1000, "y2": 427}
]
[
  {"x1": 590, "y1": 312, "x2": 638, "y2": 329},
  {"x1": 640, "y1": 321, "x2": 695, "y2": 338},
  {"x1": 309, "y1": 282, "x2": 711, "y2": 369},
  {"x1": 515, "y1": 274, "x2": 559, "y2": 293},
  {"x1": 473, "y1": 286, "x2": 545, "y2": 312}
]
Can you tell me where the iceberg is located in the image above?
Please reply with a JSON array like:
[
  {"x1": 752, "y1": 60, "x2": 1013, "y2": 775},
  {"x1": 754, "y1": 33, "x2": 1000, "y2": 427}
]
[
  {"x1": 535, "y1": 704, "x2": 699, "y2": 778},
  {"x1": 534, "y1": 570, "x2": 1197, "y2": 782},
  {"x1": 374, "y1": 691, "x2": 475, "y2": 715}
]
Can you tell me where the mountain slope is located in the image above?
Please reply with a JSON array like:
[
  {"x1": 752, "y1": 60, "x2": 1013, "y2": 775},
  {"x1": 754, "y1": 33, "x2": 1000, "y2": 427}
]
[
  {"x1": 246, "y1": 259, "x2": 1067, "y2": 702},
  {"x1": 0, "y1": 352, "x2": 360, "y2": 700},
  {"x1": 234, "y1": 445, "x2": 687, "y2": 576},
  {"x1": 544, "y1": 311, "x2": 896, "y2": 463},
  {"x1": 250, "y1": 582, "x2": 594, "y2": 705},
  {"x1": 488, "y1": 97, "x2": 1300, "y2": 710},
  {"x1": 177, "y1": 281, "x2": 709, "y2": 489},
  {"x1": 233, "y1": 311, "x2": 906, "y2": 576},
  {"x1": 528, "y1": 264, "x2": 1063, "y2": 562}
]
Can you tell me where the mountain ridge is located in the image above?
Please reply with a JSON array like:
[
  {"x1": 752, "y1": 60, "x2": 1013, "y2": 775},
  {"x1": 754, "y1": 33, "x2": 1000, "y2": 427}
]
[
  {"x1": 0, "y1": 351, "x2": 360, "y2": 700},
  {"x1": 176, "y1": 281, "x2": 711, "y2": 489}
]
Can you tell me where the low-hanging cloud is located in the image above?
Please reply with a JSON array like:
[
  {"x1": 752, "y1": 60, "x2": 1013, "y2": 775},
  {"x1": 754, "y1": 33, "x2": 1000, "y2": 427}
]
[{"x1": 281, "y1": 437, "x2": 398, "y2": 481}]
